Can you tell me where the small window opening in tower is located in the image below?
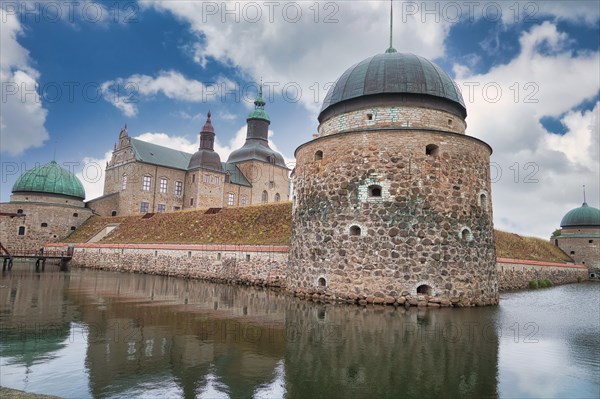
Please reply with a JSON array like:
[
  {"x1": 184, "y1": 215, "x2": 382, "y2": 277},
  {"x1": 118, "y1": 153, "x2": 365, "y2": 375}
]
[
  {"x1": 111, "y1": 211, "x2": 117, "y2": 216},
  {"x1": 41, "y1": 223, "x2": 48, "y2": 227},
  {"x1": 367, "y1": 113, "x2": 373, "y2": 120},
  {"x1": 416, "y1": 285, "x2": 432, "y2": 295},
  {"x1": 570, "y1": 251, "x2": 575, "y2": 255},
  {"x1": 369, "y1": 185, "x2": 382, "y2": 197},
  {"x1": 318, "y1": 277, "x2": 327, "y2": 287},
  {"x1": 349, "y1": 225, "x2": 361, "y2": 236},
  {"x1": 18, "y1": 226, "x2": 26, "y2": 235},
  {"x1": 425, "y1": 144, "x2": 439, "y2": 156},
  {"x1": 369, "y1": 185, "x2": 381, "y2": 197},
  {"x1": 315, "y1": 150, "x2": 323, "y2": 161},
  {"x1": 479, "y1": 193, "x2": 488, "y2": 210},
  {"x1": 461, "y1": 228, "x2": 473, "y2": 242},
  {"x1": 554, "y1": 239, "x2": 558, "y2": 246},
  {"x1": 73, "y1": 213, "x2": 78, "y2": 217},
  {"x1": 589, "y1": 240, "x2": 594, "y2": 244},
  {"x1": 448, "y1": 118, "x2": 453, "y2": 126},
  {"x1": 17, "y1": 209, "x2": 23, "y2": 214},
  {"x1": 71, "y1": 226, "x2": 76, "y2": 231}
]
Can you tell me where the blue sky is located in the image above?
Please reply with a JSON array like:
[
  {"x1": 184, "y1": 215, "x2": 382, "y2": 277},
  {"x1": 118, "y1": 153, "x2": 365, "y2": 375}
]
[{"x1": 1, "y1": 1, "x2": 599, "y2": 238}]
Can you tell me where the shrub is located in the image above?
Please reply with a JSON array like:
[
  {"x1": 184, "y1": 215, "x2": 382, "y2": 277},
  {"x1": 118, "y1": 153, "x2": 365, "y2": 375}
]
[
  {"x1": 528, "y1": 280, "x2": 539, "y2": 289},
  {"x1": 577, "y1": 276, "x2": 583, "y2": 283},
  {"x1": 538, "y1": 279, "x2": 553, "y2": 288}
]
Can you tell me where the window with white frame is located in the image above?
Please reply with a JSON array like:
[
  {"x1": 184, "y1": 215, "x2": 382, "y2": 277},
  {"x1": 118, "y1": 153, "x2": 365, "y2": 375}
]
[
  {"x1": 140, "y1": 202, "x2": 149, "y2": 213},
  {"x1": 159, "y1": 178, "x2": 167, "y2": 193},
  {"x1": 157, "y1": 204, "x2": 166, "y2": 213},
  {"x1": 228, "y1": 193, "x2": 234, "y2": 206},
  {"x1": 241, "y1": 195, "x2": 247, "y2": 206},
  {"x1": 122, "y1": 174, "x2": 127, "y2": 190},
  {"x1": 214, "y1": 176, "x2": 220, "y2": 185},
  {"x1": 175, "y1": 181, "x2": 183, "y2": 196},
  {"x1": 261, "y1": 190, "x2": 268, "y2": 203},
  {"x1": 142, "y1": 175, "x2": 151, "y2": 191},
  {"x1": 204, "y1": 174, "x2": 210, "y2": 184}
]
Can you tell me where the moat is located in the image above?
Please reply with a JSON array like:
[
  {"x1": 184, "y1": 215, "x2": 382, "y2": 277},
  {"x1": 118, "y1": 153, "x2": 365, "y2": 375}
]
[{"x1": 1, "y1": 266, "x2": 598, "y2": 399}]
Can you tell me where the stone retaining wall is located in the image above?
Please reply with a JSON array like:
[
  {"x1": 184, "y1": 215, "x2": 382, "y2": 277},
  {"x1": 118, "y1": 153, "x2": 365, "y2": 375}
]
[
  {"x1": 46, "y1": 243, "x2": 288, "y2": 288},
  {"x1": 497, "y1": 258, "x2": 588, "y2": 291},
  {"x1": 45, "y1": 244, "x2": 589, "y2": 304}
]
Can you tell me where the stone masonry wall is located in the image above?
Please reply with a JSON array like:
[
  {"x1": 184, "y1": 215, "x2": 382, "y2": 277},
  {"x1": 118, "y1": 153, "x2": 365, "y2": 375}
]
[
  {"x1": 235, "y1": 160, "x2": 290, "y2": 204},
  {"x1": 0, "y1": 201, "x2": 92, "y2": 252},
  {"x1": 290, "y1": 123, "x2": 496, "y2": 307},
  {"x1": 47, "y1": 243, "x2": 288, "y2": 287},
  {"x1": 555, "y1": 227, "x2": 600, "y2": 269},
  {"x1": 497, "y1": 258, "x2": 588, "y2": 290},
  {"x1": 318, "y1": 106, "x2": 466, "y2": 137}
]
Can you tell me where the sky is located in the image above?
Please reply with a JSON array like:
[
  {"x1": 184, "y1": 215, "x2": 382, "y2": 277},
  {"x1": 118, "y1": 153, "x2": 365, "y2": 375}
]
[{"x1": 1, "y1": 0, "x2": 599, "y2": 239}]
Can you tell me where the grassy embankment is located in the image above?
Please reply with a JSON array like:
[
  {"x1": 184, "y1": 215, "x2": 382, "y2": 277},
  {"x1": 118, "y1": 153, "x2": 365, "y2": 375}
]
[{"x1": 66, "y1": 203, "x2": 573, "y2": 263}]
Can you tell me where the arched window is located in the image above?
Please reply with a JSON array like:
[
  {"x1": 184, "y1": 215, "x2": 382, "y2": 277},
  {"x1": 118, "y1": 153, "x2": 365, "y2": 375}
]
[
  {"x1": 16, "y1": 209, "x2": 23, "y2": 214},
  {"x1": 261, "y1": 190, "x2": 268, "y2": 203},
  {"x1": 18, "y1": 226, "x2": 25, "y2": 236},
  {"x1": 417, "y1": 285, "x2": 432, "y2": 295},
  {"x1": 275, "y1": 193, "x2": 281, "y2": 202},
  {"x1": 315, "y1": 150, "x2": 323, "y2": 161},
  {"x1": 318, "y1": 277, "x2": 327, "y2": 287},
  {"x1": 122, "y1": 174, "x2": 127, "y2": 190},
  {"x1": 111, "y1": 211, "x2": 117, "y2": 217},
  {"x1": 349, "y1": 225, "x2": 361, "y2": 236},
  {"x1": 73, "y1": 212, "x2": 78, "y2": 217},
  {"x1": 479, "y1": 193, "x2": 488, "y2": 210},
  {"x1": 460, "y1": 227, "x2": 473, "y2": 242},
  {"x1": 425, "y1": 144, "x2": 439, "y2": 156},
  {"x1": 369, "y1": 185, "x2": 382, "y2": 197}
]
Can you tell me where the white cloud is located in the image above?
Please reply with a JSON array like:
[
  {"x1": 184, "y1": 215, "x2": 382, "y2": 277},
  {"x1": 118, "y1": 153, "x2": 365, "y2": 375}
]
[
  {"x1": 0, "y1": 9, "x2": 49, "y2": 155},
  {"x1": 141, "y1": 1, "x2": 452, "y2": 114},
  {"x1": 455, "y1": 22, "x2": 600, "y2": 237},
  {"x1": 101, "y1": 71, "x2": 238, "y2": 116}
]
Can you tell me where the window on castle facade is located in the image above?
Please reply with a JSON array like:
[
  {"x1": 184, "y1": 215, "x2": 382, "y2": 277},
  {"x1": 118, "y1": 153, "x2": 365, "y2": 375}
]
[
  {"x1": 190, "y1": 198, "x2": 194, "y2": 206},
  {"x1": 159, "y1": 178, "x2": 167, "y2": 193},
  {"x1": 122, "y1": 174, "x2": 127, "y2": 190},
  {"x1": 261, "y1": 191, "x2": 268, "y2": 203},
  {"x1": 241, "y1": 195, "x2": 247, "y2": 206},
  {"x1": 142, "y1": 175, "x2": 151, "y2": 191},
  {"x1": 214, "y1": 176, "x2": 220, "y2": 185},
  {"x1": 175, "y1": 181, "x2": 183, "y2": 196},
  {"x1": 173, "y1": 206, "x2": 181, "y2": 211},
  {"x1": 204, "y1": 174, "x2": 210, "y2": 184},
  {"x1": 157, "y1": 204, "x2": 166, "y2": 213},
  {"x1": 140, "y1": 202, "x2": 149, "y2": 213},
  {"x1": 228, "y1": 193, "x2": 235, "y2": 206},
  {"x1": 192, "y1": 174, "x2": 196, "y2": 183},
  {"x1": 18, "y1": 226, "x2": 26, "y2": 235},
  {"x1": 275, "y1": 193, "x2": 281, "y2": 202}
]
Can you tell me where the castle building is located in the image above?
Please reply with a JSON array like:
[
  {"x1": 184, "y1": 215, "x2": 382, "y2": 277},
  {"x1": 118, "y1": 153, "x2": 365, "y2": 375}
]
[
  {"x1": 0, "y1": 161, "x2": 93, "y2": 251},
  {"x1": 552, "y1": 201, "x2": 600, "y2": 270},
  {"x1": 89, "y1": 90, "x2": 290, "y2": 216},
  {"x1": 288, "y1": 47, "x2": 498, "y2": 306}
]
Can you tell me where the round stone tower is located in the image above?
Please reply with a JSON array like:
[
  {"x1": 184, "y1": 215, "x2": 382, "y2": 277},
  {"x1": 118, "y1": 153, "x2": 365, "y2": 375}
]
[{"x1": 288, "y1": 50, "x2": 498, "y2": 307}]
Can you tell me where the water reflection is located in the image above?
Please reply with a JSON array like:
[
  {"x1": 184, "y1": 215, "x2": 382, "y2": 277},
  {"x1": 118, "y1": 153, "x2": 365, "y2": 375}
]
[{"x1": 1, "y1": 268, "x2": 598, "y2": 399}]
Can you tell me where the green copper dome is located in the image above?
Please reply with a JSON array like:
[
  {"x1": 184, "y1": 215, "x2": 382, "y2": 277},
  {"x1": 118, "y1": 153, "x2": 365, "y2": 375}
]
[
  {"x1": 560, "y1": 202, "x2": 600, "y2": 227},
  {"x1": 320, "y1": 52, "x2": 466, "y2": 121},
  {"x1": 12, "y1": 161, "x2": 86, "y2": 199}
]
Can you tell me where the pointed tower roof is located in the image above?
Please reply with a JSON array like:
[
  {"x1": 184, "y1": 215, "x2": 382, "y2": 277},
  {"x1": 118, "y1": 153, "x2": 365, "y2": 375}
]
[{"x1": 188, "y1": 111, "x2": 223, "y2": 172}]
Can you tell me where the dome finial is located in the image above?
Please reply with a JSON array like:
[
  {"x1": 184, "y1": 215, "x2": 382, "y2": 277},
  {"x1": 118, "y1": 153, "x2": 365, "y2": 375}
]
[
  {"x1": 583, "y1": 184, "x2": 587, "y2": 205},
  {"x1": 386, "y1": 0, "x2": 397, "y2": 53}
]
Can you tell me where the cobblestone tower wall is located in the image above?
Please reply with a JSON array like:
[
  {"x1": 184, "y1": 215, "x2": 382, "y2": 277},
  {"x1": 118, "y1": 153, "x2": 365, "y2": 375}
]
[{"x1": 289, "y1": 106, "x2": 498, "y2": 307}]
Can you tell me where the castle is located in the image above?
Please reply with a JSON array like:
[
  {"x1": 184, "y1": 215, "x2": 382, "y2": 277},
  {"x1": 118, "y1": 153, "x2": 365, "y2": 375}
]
[
  {"x1": 2, "y1": 43, "x2": 597, "y2": 302},
  {"x1": 88, "y1": 88, "x2": 290, "y2": 217}
]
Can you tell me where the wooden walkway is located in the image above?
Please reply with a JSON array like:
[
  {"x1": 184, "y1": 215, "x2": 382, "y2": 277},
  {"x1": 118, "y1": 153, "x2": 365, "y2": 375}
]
[{"x1": 1, "y1": 242, "x2": 73, "y2": 271}]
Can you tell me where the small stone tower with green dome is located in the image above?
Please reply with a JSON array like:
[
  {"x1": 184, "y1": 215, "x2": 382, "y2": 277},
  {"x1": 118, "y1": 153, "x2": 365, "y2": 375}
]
[
  {"x1": 0, "y1": 161, "x2": 92, "y2": 251},
  {"x1": 552, "y1": 196, "x2": 600, "y2": 270}
]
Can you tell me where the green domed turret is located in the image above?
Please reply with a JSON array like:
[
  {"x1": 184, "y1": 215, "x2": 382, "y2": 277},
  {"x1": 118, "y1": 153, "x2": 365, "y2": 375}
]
[
  {"x1": 560, "y1": 202, "x2": 600, "y2": 227},
  {"x1": 12, "y1": 161, "x2": 86, "y2": 200}
]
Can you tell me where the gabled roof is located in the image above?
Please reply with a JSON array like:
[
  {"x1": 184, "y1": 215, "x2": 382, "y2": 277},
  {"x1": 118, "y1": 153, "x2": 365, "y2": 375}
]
[
  {"x1": 130, "y1": 138, "x2": 192, "y2": 170},
  {"x1": 222, "y1": 163, "x2": 252, "y2": 187}
]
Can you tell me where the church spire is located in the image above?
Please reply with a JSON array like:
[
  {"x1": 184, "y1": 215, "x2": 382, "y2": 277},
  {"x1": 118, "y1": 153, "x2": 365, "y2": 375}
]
[
  {"x1": 385, "y1": 0, "x2": 397, "y2": 53},
  {"x1": 247, "y1": 83, "x2": 270, "y2": 122}
]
